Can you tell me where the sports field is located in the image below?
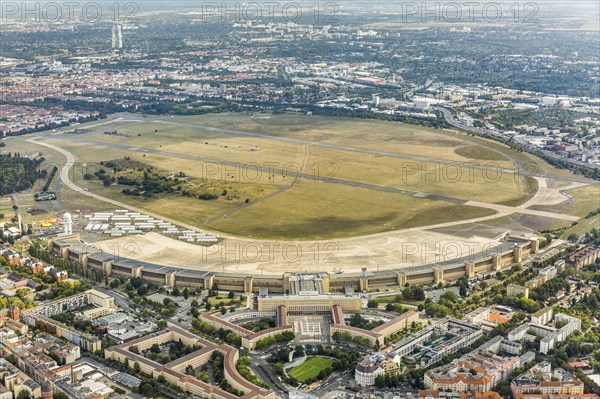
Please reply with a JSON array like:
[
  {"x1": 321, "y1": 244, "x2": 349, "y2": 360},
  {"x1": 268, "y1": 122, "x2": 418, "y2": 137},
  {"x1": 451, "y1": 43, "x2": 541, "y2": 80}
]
[{"x1": 288, "y1": 357, "x2": 335, "y2": 382}]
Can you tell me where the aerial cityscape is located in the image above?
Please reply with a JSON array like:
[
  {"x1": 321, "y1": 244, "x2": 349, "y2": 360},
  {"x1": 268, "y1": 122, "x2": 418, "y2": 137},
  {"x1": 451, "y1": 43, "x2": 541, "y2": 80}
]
[{"x1": 0, "y1": 1, "x2": 599, "y2": 399}]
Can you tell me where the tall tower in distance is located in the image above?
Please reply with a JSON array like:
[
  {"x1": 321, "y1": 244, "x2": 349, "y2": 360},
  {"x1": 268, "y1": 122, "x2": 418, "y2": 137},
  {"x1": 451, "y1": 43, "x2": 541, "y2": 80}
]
[
  {"x1": 111, "y1": 24, "x2": 123, "y2": 49},
  {"x1": 372, "y1": 94, "x2": 380, "y2": 106},
  {"x1": 111, "y1": 24, "x2": 117, "y2": 48}
]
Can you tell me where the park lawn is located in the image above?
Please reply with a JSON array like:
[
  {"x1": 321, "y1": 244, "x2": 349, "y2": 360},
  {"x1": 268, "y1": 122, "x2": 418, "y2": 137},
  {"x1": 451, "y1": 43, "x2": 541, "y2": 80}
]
[
  {"x1": 40, "y1": 139, "x2": 136, "y2": 165},
  {"x1": 207, "y1": 296, "x2": 238, "y2": 306},
  {"x1": 0, "y1": 197, "x2": 14, "y2": 221},
  {"x1": 5, "y1": 136, "x2": 65, "y2": 165},
  {"x1": 47, "y1": 130, "x2": 514, "y2": 238},
  {"x1": 288, "y1": 357, "x2": 335, "y2": 382},
  {"x1": 95, "y1": 186, "x2": 232, "y2": 226},
  {"x1": 558, "y1": 185, "x2": 600, "y2": 238},
  {"x1": 561, "y1": 216, "x2": 600, "y2": 239},
  {"x1": 105, "y1": 113, "x2": 527, "y2": 169},
  {"x1": 3, "y1": 136, "x2": 114, "y2": 222},
  {"x1": 45, "y1": 132, "x2": 501, "y2": 240},
  {"x1": 74, "y1": 123, "x2": 530, "y2": 205},
  {"x1": 32, "y1": 113, "x2": 591, "y2": 190},
  {"x1": 555, "y1": 185, "x2": 600, "y2": 217},
  {"x1": 83, "y1": 176, "x2": 280, "y2": 228},
  {"x1": 550, "y1": 180, "x2": 573, "y2": 189},
  {"x1": 175, "y1": 112, "x2": 570, "y2": 174},
  {"x1": 45, "y1": 139, "x2": 282, "y2": 226},
  {"x1": 0, "y1": 212, "x2": 15, "y2": 224},
  {"x1": 69, "y1": 119, "x2": 142, "y2": 136},
  {"x1": 52, "y1": 137, "x2": 291, "y2": 187},
  {"x1": 495, "y1": 177, "x2": 539, "y2": 207}
]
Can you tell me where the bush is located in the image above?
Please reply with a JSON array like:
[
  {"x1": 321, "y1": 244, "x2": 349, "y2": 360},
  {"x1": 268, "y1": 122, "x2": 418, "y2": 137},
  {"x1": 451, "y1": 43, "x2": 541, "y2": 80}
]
[
  {"x1": 367, "y1": 299, "x2": 379, "y2": 308},
  {"x1": 198, "y1": 193, "x2": 218, "y2": 200}
]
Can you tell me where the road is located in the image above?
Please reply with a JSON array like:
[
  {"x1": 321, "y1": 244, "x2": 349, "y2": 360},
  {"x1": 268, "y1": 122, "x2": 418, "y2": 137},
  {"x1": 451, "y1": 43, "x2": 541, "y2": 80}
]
[
  {"x1": 310, "y1": 371, "x2": 353, "y2": 397},
  {"x1": 246, "y1": 353, "x2": 288, "y2": 398},
  {"x1": 466, "y1": 194, "x2": 579, "y2": 222}
]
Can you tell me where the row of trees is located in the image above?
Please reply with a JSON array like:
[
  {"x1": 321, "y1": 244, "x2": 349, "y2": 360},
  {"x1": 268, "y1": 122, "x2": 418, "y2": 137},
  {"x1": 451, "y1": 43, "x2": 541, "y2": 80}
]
[
  {"x1": 374, "y1": 369, "x2": 425, "y2": 389},
  {"x1": 29, "y1": 243, "x2": 106, "y2": 285},
  {"x1": 254, "y1": 330, "x2": 295, "y2": 350},
  {"x1": 190, "y1": 318, "x2": 242, "y2": 347},
  {"x1": 211, "y1": 351, "x2": 244, "y2": 397},
  {"x1": 236, "y1": 356, "x2": 270, "y2": 389},
  {"x1": 41, "y1": 165, "x2": 58, "y2": 192},
  {"x1": 331, "y1": 330, "x2": 371, "y2": 347}
]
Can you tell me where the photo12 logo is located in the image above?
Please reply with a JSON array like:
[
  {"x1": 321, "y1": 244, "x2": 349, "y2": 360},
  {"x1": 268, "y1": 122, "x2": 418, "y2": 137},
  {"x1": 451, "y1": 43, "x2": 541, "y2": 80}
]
[
  {"x1": 201, "y1": 241, "x2": 340, "y2": 264},
  {"x1": 104, "y1": 240, "x2": 141, "y2": 262},
  {"x1": 199, "y1": 1, "x2": 339, "y2": 24},
  {"x1": 398, "y1": 240, "x2": 507, "y2": 265},
  {"x1": 1, "y1": 1, "x2": 139, "y2": 23},
  {"x1": 399, "y1": 160, "x2": 542, "y2": 184},
  {"x1": 200, "y1": 161, "x2": 339, "y2": 183},
  {"x1": 400, "y1": 2, "x2": 539, "y2": 23}
]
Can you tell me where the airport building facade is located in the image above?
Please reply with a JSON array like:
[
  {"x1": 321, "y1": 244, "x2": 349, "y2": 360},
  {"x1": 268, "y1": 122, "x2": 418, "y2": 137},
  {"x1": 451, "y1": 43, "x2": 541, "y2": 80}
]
[{"x1": 46, "y1": 235, "x2": 541, "y2": 294}]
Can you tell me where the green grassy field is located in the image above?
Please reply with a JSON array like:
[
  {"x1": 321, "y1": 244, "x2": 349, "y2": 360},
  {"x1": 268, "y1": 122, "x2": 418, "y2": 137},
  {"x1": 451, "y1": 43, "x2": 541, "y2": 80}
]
[
  {"x1": 526, "y1": 184, "x2": 600, "y2": 238},
  {"x1": 207, "y1": 295, "x2": 243, "y2": 306},
  {"x1": 454, "y1": 145, "x2": 509, "y2": 161},
  {"x1": 205, "y1": 180, "x2": 496, "y2": 239},
  {"x1": 6, "y1": 112, "x2": 590, "y2": 240},
  {"x1": 306, "y1": 146, "x2": 533, "y2": 204},
  {"x1": 288, "y1": 357, "x2": 335, "y2": 382},
  {"x1": 534, "y1": 185, "x2": 600, "y2": 217},
  {"x1": 552, "y1": 185, "x2": 600, "y2": 238}
]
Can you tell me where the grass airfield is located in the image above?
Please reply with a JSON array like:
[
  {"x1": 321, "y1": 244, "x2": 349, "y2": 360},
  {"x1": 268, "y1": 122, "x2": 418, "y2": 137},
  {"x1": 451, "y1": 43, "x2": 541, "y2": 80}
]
[
  {"x1": 4, "y1": 112, "x2": 598, "y2": 273},
  {"x1": 25, "y1": 112, "x2": 552, "y2": 240}
]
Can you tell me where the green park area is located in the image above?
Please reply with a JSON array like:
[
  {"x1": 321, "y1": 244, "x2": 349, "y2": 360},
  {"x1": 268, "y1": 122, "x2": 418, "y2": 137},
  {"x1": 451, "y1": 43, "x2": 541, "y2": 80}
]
[{"x1": 288, "y1": 356, "x2": 335, "y2": 382}]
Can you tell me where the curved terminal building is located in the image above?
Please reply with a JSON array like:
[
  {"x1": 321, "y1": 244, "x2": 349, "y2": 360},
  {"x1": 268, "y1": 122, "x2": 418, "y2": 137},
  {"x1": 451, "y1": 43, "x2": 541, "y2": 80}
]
[{"x1": 46, "y1": 234, "x2": 540, "y2": 294}]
